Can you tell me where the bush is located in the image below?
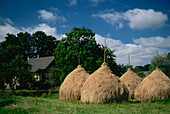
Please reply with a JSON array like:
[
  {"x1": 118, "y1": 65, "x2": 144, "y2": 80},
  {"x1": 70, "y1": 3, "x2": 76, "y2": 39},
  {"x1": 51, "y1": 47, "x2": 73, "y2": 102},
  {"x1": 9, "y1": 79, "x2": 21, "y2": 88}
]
[{"x1": 41, "y1": 93, "x2": 47, "y2": 98}]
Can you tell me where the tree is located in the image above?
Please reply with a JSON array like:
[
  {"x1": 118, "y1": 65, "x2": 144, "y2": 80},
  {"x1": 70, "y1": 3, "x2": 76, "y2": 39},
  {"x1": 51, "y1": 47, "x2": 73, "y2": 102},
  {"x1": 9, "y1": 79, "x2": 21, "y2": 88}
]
[
  {"x1": 54, "y1": 26, "x2": 118, "y2": 82},
  {"x1": 1, "y1": 33, "x2": 20, "y2": 49},
  {"x1": 45, "y1": 67, "x2": 61, "y2": 91},
  {"x1": 32, "y1": 31, "x2": 57, "y2": 57},
  {"x1": 17, "y1": 32, "x2": 34, "y2": 58},
  {"x1": 1, "y1": 45, "x2": 33, "y2": 90},
  {"x1": 2, "y1": 31, "x2": 57, "y2": 58},
  {"x1": 135, "y1": 64, "x2": 150, "y2": 72},
  {"x1": 149, "y1": 52, "x2": 170, "y2": 77}
]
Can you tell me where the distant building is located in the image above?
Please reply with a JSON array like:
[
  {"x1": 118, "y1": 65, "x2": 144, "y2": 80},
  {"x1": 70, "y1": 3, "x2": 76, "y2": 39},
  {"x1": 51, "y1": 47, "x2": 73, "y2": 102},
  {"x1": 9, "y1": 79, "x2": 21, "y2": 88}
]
[
  {"x1": 142, "y1": 71, "x2": 149, "y2": 79},
  {"x1": 28, "y1": 55, "x2": 55, "y2": 81}
]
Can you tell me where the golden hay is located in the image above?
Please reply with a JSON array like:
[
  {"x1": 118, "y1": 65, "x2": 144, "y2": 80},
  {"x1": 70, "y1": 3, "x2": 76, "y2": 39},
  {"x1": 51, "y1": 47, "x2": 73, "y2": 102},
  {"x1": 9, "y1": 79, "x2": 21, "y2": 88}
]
[
  {"x1": 59, "y1": 65, "x2": 89, "y2": 100},
  {"x1": 120, "y1": 68, "x2": 142, "y2": 99},
  {"x1": 134, "y1": 68, "x2": 170, "y2": 101},
  {"x1": 81, "y1": 62, "x2": 129, "y2": 104}
]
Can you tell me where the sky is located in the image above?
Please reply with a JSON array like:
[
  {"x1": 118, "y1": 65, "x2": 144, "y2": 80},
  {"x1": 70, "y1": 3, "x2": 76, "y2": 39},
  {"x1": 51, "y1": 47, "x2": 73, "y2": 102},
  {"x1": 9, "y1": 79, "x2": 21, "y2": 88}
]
[{"x1": 0, "y1": 0, "x2": 170, "y2": 66}]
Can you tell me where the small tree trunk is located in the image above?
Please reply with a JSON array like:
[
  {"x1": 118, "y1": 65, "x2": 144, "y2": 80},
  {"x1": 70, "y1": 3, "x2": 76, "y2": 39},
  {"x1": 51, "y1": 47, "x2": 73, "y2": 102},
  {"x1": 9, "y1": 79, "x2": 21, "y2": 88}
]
[
  {"x1": 12, "y1": 80, "x2": 16, "y2": 92},
  {"x1": 12, "y1": 84, "x2": 15, "y2": 92}
]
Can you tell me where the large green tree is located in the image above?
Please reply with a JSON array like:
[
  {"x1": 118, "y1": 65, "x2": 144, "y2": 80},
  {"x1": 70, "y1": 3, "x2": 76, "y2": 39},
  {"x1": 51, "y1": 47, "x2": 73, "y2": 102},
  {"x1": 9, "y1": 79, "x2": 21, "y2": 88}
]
[
  {"x1": 0, "y1": 45, "x2": 33, "y2": 90},
  {"x1": 149, "y1": 52, "x2": 170, "y2": 77},
  {"x1": 54, "y1": 26, "x2": 118, "y2": 82},
  {"x1": 1, "y1": 31, "x2": 57, "y2": 58}
]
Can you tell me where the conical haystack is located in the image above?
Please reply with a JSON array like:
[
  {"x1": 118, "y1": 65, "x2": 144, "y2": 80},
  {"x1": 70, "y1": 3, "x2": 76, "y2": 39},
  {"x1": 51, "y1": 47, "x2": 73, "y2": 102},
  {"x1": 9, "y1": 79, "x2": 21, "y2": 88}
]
[
  {"x1": 81, "y1": 62, "x2": 129, "y2": 104},
  {"x1": 134, "y1": 68, "x2": 170, "y2": 101},
  {"x1": 120, "y1": 68, "x2": 142, "y2": 99},
  {"x1": 59, "y1": 65, "x2": 89, "y2": 100}
]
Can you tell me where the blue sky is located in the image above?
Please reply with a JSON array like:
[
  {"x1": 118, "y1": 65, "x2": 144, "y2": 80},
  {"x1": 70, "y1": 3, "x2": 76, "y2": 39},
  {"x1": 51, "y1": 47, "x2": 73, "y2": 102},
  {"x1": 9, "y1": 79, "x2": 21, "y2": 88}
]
[{"x1": 0, "y1": 0, "x2": 170, "y2": 66}]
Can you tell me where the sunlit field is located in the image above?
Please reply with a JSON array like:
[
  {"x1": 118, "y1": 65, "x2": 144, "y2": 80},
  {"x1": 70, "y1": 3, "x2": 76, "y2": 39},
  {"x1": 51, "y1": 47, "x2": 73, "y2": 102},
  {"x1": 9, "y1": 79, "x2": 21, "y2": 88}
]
[{"x1": 0, "y1": 90, "x2": 169, "y2": 114}]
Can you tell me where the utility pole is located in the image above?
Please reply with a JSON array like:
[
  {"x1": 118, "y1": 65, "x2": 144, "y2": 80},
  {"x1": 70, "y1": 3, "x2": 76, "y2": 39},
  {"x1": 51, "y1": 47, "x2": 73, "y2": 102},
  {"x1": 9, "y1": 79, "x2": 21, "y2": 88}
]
[{"x1": 128, "y1": 54, "x2": 130, "y2": 66}]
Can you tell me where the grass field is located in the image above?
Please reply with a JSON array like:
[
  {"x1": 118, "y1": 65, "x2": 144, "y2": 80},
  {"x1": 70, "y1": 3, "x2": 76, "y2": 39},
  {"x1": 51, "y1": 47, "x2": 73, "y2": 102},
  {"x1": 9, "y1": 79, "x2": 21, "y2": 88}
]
[{"x1": 0, "y1": 90, "x2": 170, "y2": 114}]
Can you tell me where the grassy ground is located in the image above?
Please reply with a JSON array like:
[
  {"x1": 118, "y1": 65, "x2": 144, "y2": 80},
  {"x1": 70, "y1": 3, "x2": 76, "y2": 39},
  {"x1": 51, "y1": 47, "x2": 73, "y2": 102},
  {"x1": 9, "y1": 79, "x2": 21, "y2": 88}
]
[{"x1": 0, "y1": 90, "x2": 170, "y2": 114}]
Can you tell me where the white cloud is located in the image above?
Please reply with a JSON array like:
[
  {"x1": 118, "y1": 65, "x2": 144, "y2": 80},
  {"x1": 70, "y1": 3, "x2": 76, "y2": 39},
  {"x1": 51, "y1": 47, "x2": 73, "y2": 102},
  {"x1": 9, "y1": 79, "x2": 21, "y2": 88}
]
[
  {"x1": 38, "y1": 9, "x2": 66, "y2": 22},
  {"x1": 92, "y1": 8, "x2": 168, "y2": 29},
  {"x1": 124, "y1": 9, "x2": 168, "y2": 29},
  {"x1": 22, "y1": 23, "x2": 58, "y2": 38},
  {"x1": 95, "y1": 34, "x2": 168, "y2": 66},
  {"x1": 117, "y1": 23, "x2": 123, "y2": 29},
  {"x1": 133, "y1": 36, "x2": 170, "y2": 47},
  {"x1": 58, "y1": 34, "x2": 67, "y2": 40},
  {"x1": 38, "y1": 10, "x2": 56, "y2": 21},
  {"x1": 68, "y1": 0, "x2": 77, "y2": 6},
  {"x1": 92, "y1": 11, "x2": 122, "y2": 25},
  {"x1": 0, "y1": 17, "x2": 13, "y2": 24},
  {"x1": 0, "y1": 23, "x2": 20, "y2": 42},
  {"x1": 0, "y1": 23, "x2": 62, "y2": 41}
]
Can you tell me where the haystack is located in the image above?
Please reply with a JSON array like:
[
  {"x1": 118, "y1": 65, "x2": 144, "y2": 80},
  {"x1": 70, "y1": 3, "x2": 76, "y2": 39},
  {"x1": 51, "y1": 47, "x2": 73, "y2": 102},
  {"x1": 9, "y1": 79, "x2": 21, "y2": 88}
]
[
  {"x1": 120, "y1": 68, "x2": 142, "y2": 99},
  {"x1": 134, "y1": 68, "x2": 170, "y2": 101},
  {"x1": 81, "y1": 62, "x2": 129, "y2": 104},
  {"x1": 59, "y1": 65, "x2": 89, "y2": 100}
]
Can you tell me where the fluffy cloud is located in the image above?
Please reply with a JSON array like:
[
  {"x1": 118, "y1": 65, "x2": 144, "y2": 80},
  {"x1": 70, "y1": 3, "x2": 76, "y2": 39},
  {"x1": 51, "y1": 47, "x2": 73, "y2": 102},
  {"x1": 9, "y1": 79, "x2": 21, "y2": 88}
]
[
  {"x1": 92, "y1": 8, "x2": 168, "y2": 29},
  {"x1": 0, "y1": 22, "x2": 61, "y2": 42},
  {"x1": 124, "y1": 9, "x2": 168, "y2": 29},
  {"x1": 21, "y1": 23, "x2": 58, "y2": 37},
  {"x1": 133, "y1": 36, "x2": 170, "y2": 47},
  {"x1": 38, "y1": 10, "x2": 56, "y2": 21},
  {"x1": 95, "y1": 34, "x2": 168, "y2": 66},
  {"x1": 38, "y1": 10, "x2": 66, "y2": 22},
  {"x1": 0, "y1": 23, "x2": 20, "y2": 41},
  {"x1": 92, "y1": 11, "x2": 122, "y2": 25},
  {"x1": 68, "y1": 0, "x2": 77, "y2": 6}
]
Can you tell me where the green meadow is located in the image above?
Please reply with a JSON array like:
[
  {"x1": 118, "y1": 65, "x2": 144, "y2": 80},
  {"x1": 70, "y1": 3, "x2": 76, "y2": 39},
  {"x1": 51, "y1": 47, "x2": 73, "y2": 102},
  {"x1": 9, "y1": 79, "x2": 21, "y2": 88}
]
[{"x1": 0, "y1": 90, "x2": 169, "y2": 114}]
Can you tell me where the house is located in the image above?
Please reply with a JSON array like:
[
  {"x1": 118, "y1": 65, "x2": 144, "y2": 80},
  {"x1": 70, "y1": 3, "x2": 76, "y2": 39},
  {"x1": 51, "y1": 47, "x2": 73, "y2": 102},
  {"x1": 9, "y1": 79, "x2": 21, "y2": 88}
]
[{"x1": 28, "y1": 55, "x2": 55, "y2": 81}]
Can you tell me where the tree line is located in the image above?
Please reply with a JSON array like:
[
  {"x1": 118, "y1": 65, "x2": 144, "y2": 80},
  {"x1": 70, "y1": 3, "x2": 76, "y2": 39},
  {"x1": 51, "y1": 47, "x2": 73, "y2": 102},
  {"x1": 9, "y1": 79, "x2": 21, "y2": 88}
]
[{"x1": 0, "y1": 26, "x2": 169, "y2": 90}]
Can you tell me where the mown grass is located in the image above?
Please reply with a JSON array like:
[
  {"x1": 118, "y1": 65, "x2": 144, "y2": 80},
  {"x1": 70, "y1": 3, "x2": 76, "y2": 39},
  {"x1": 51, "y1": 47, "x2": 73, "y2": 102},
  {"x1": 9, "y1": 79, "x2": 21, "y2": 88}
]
[{"x1": 0, "y1": 90, "x2": 170, "y2": 114}]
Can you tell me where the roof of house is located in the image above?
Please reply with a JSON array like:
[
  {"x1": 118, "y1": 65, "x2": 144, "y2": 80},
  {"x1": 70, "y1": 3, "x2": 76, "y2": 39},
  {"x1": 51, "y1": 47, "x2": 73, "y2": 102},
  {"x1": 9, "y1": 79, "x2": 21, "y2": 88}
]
[{"x1": 28, "y1": 56, "x2": 54, "y2": 72}]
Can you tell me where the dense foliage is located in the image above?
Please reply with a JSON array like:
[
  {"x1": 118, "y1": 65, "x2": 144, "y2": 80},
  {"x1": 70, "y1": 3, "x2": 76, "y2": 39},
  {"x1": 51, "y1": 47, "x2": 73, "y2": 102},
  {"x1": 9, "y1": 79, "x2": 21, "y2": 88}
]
[
  {"x1": 149, "y1": 52, "x2": 170, "y2": 77},
  {"x1": 45, "y1": 67, "x2": 61, "y2": 91},
  {"x1": 0, "y1": 44, "x2": 33, "y2": 90},
  {"x1": 1, "y1": 31, "x2": 57, "y2": 58}
]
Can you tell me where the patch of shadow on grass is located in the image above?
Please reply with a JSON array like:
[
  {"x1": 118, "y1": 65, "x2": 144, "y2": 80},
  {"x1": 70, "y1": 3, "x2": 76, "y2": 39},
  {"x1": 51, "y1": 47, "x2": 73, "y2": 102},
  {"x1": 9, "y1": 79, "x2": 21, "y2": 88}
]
[
  {"x1": 0, "y1": 100, "x2": 14, "y2": 107},
  {"x1": 127, "y1": 100, "x2": 141, "y2": 103},
  {"x1": 0, "y1": 96, "x2": 15, "y2": 107}
]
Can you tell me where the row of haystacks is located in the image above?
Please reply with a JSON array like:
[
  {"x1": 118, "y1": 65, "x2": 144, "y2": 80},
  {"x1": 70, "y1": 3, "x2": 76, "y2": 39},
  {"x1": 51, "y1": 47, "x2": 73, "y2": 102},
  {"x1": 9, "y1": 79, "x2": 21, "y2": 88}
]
[{"x1": 59, "y1": 63, "x2": 170, "y2": 103}]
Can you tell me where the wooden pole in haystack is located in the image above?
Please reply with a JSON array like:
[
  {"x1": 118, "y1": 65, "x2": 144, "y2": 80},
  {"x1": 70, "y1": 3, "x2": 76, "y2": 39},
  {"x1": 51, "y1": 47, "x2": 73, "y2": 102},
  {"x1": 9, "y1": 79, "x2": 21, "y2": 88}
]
[{"x1": 104, "y1": 28, "x2": 106, "y2": 62}]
